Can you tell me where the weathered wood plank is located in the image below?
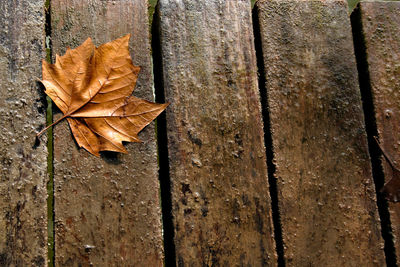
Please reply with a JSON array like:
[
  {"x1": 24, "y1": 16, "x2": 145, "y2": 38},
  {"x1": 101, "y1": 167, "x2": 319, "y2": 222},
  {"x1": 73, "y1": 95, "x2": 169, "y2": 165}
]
[
  {"x1": 358, "y1": 1, "x2": 400, "y2": 264},
  {"x1": 0, "y1": 1, "x2": 48, "y2": 266},
  {"x1": 51, "y1": 0, "x2": 163, "y2": 266},
  {"x1": 256, "y1": 0, "x2": 385, "y2": 265},
  {"x1": 157, "y1": 0, "x2": 277, "y2": 265}
]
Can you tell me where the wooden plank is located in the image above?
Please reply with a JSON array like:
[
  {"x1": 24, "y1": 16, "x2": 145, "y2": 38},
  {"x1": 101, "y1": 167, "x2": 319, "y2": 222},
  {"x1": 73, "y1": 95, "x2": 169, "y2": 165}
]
[
  {"x1": 358, "y1": 1, "x2": 400, "y2": 264},
  {"x1": 157, "y1": 0, "x2": 277, "y2": 265},
  {"x1": 0, "y1": 1, "x2": 48, "y2": 266},
  {"x1": 51, "y1": 1, "x2": 163, "y2": 266},
  {"x1": 256, "y1": 0, "x2": 385, "y2": 265}
]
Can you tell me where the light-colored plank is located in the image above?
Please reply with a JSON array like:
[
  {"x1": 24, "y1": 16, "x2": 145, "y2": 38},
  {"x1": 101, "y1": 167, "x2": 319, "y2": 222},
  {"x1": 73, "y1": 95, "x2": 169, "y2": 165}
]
[
  {"x1": 157, "y1": 0, "x2": 277, "y2": 265},
  {"x1": 359, "y1": 1, "x2": 400, "y2": 264},
  {"x1": 0, "y1": 1, "x2": 48, "y2": 266},
  {"x1": 256, "y1": 0, "x2": 385, "y2": 265},
  {"x1": 51, "y1": 0, "x2": 163, "y2": 265}
]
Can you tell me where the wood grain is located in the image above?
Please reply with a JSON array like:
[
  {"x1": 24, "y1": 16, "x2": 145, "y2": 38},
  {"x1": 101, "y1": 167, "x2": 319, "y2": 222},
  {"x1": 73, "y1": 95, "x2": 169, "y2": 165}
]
[
  {"x1": 358, "y1": 1, "x2": 400, "y2": 264},
  {"x1": 156, "y1": 0, "x2": 277, "y2": 265},
  {"x1": 256, "y1": 0, "x2": 385, "y2": 265},
  {"x1": 51, "y1": 0, "x2": 163, "y2": 266},
  {"x1": 0, "y1": 1, "x2": 47, "y2": 266}
]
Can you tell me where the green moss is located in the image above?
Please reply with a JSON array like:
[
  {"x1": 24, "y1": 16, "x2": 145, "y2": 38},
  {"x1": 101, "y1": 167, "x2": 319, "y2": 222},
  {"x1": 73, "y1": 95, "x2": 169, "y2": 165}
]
[
  {"x1": 148, "y1": 0, "x2": 158, "y2": 32},
  {"x1": 46, "y1": 94, "x2": 54, "y2": 267},
  {"x1": 45, "y1": 11, "x2": 55, "y2": 267},
  {"x1": 348, "y1": 0, "x2": 360, "y2": 14}
]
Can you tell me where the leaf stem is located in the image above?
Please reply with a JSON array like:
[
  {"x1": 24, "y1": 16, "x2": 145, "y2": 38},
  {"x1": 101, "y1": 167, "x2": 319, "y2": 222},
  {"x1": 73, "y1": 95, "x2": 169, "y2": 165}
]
[
  {"x1": 36, "y1": 113, "x2": 69, "y2": 138},
  {"x1": 374, "y1": 136, "x2": 397, "y2": 170}
]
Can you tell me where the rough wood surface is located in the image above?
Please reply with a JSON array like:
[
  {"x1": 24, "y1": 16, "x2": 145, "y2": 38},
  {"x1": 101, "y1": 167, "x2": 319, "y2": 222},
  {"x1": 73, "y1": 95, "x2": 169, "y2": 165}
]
[
  {"x1": 0, "y1": 1, "x2": 48, "y2": 266},
  {"x1": 359, "y1": 1, "x2": 400, "y2": 264},
  {"x1": 256, "y1": 0, "x2": 385, "y2": 265},
  {"x1": 157, "y1": 0, "x2": 277, "y2": 265},
  {"x1": 51, "y1": 0, "x2": 163, "y2": 266}
]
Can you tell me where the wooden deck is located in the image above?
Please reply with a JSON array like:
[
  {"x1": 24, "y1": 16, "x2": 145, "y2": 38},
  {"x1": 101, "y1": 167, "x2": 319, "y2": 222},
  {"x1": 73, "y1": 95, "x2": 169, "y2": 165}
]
[{"x1": 0, "y1": 0, "x2": 399, "y2": 266}]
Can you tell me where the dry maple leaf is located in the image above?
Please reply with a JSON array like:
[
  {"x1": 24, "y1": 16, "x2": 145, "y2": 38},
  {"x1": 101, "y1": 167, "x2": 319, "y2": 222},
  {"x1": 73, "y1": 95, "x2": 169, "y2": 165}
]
[
  {"x1": 37, "y1": 34, "x2": 168, "y2": 157},
  {"x1": 375, "y1": 136, "x2": 400, "y2": 202}
]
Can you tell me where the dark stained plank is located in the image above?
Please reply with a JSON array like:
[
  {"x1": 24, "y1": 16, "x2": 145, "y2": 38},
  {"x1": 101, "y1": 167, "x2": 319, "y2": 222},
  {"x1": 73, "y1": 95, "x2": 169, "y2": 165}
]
[
  {"x1": 256, "y1": 0, "x2": 385, "y2": 265},
  {"x1": 0, "y1": 1, "x2": 48, "y2": 266},
  {"x1": 358, "y1": 1, "x2": 400, "y2": 264},
  {"x1": 51, "y1": 0, "x2": 163, "y2": 266},
  {"x1": 156, "y1": 0, "x2": 277, "y2": 265}
]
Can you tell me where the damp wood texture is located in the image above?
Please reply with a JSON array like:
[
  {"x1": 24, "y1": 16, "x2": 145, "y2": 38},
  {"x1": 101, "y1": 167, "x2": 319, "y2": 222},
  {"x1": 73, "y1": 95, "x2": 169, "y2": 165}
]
[
  {"x1": 2, "y1": 0, "x2": 400, "y2": 266},
  {"x1": 255, "y1": 0, "x2": 386, "y2": 265},
  {"x1": 50, "y1": 0, "x2": 163, "y2": 266},
  {"x1": 155, "y1": 0, "x2": 277, "y2": 266},
  {"x1": 0, "y1": 1, "x2": 48, "y2": 266},
  {"x1": 357, "y1": 1, "x2": 400, "y2": 264}
]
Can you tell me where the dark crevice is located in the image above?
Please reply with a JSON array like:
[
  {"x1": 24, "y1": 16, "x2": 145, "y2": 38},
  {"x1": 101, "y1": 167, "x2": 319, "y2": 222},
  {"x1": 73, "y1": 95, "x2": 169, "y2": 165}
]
[
  {"x1": 351, "y1": 5, "x2": 397, "y2": 266},
  {"x1": 44, "y1": 1, "x2": 55, "y2": 266},
  {"x1": 252, "y1": 5, "x2": 286, "y2": 267},
  {"x1": 151, "y1": 3, "x2": 176, "y2": 267}
]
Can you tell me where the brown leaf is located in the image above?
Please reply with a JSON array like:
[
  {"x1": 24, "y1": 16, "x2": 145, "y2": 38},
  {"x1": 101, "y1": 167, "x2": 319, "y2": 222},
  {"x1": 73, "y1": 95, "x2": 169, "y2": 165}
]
[
  {"x1": 375, "y1": 136, "x2": 400, "y2": 202},
  {"x1": 38, "y1": 35, "x2": 168, "y2": 156}
]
